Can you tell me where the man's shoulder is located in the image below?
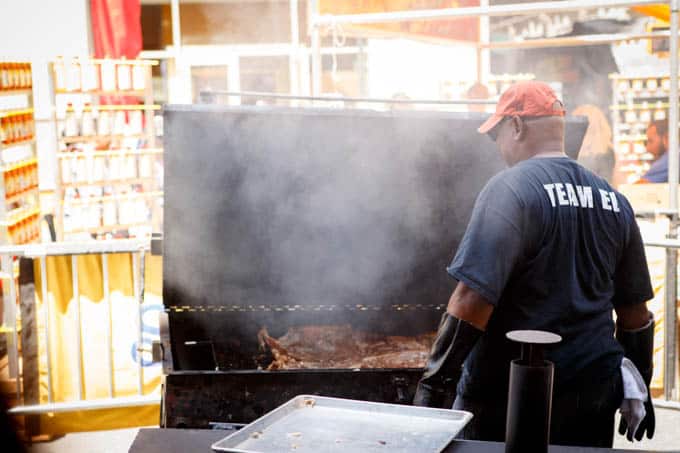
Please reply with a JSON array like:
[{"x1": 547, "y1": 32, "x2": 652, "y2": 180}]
[
  {"x1": 643, "y1": 152, "x2": 669, "y2": 182},
  {"x1": 485, "y1": 158, "x2": 565, "y2": 193}
]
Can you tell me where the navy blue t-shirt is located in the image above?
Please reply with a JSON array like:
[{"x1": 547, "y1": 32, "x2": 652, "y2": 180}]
[{"x1": 447, "y1": 156, "x2": 653, "y2": 401}]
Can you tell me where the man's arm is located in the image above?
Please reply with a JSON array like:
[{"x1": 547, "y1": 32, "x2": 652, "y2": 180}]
[
  {"x1": 611, "y1": 206, "x2": 656, "y2": 441},
  {"x1": 447, "y1": 281, "x2": 495, "y2": 331},
  {"x1": 614, "y1": 301, "x2": 655, "y2": 441},
  {"x1": 413, "y1": 282, "x2": 493, "y2": 407},
  {"x1": 615, "y1": 302, "x2": 652, "y2": 330},
  {"x1": 413, "y1": 175, "x2": 520, "y2": 407}
]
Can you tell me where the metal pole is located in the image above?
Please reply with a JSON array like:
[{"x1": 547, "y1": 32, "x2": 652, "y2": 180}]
[
  {"x1": 103, "y1": 254, "x2": 114, "y2": 398},
  {"x1": 3, "y1": 255, "x2": 20, "y2": 400},
  {"x1": 666, "y1": 0, "x2": 680, "y2": 402},
  {"x1": 309, "y1": 0, "x2": 322, "y2": 96},
  {"x1": 290, "y1": 0, "x2": 301, "y2": 101},
  {"x1": 10, "y1": 267, "x2": 19, "y2": 400},
  {"x1": 0, "y1": 239, "x2": 149, "y2": 257},
  {"x1": 478, "y1": 0, "x2": 490, "y2": 84},
  {"x1": 171, "y1": 0, "x2": 181, "y2": 52},
  {"x1": 199, "y1": 90, "x2": 496, "y2": 105},
  {"x1": 71, "y1": 255, "x2": 83, "y2": 400},
  {"x1": 133, "y1": 251, "x2": 145, "y2": 396},
  {"x1": 40, "y1": 258, "x2": 53, "y2": 403}
]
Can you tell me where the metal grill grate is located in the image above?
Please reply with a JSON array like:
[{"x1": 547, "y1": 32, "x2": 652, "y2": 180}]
[{"x1": 165, "y1": 303, "x2": 446, "y2": 313}]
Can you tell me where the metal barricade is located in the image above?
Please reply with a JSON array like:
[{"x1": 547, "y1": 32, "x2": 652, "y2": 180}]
[
  {"x1": 644, "y1": 237, "x2": 680, "y2": 403},
  {"x1": 0, "y1": 240, "x2": 159, "y2": 415}
]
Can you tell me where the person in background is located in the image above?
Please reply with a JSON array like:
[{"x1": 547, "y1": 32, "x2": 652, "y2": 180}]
[
  {"x1": 464, "y1": 82, "x2": 491, "y2": 113},
  {"x1": 413, "y1": 81, "x2": 655, "y2": 448},
  {"x1": 572, "y1": 105, "x2": 616, "y2": 184},
  {"x1": 638, "y1": 119, "x2": 671, "y2": 183},
  {"x1": 390, "y1": 92, "x2": 413, "y2": 111}
]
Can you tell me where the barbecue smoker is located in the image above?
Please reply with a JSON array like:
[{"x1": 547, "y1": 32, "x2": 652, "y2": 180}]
[{"x1": 160, "y1": 105, "x2": 587, "y2": 428}]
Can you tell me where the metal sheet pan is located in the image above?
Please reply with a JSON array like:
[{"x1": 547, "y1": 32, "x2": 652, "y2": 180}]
[{"x1": 211, "y1": 395, "x2": 472, "y2": 453}]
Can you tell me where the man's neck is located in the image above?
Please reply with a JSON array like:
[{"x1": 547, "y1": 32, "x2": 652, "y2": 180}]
[
  {"x1": 522, "y1": 137, "x2": 565, "y2": 160},
  {"x1": 533, "y1": 150, "x2": 567, "y2": 159}
]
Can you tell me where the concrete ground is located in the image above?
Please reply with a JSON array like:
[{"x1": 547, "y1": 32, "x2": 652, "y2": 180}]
[
  {"x1": 28, "y1": 427, "x2": 140, "y2": 453},
  {"x1": 613, "y1": 408, "x2": 680, "y2": 452},
  {"x1": 26, "y1": 408, "x2": 680, "y2": 453}
]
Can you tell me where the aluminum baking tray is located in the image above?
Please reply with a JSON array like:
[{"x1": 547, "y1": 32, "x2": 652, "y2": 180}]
[{"x1": 211, "y1": 395, "x2": 472, "y2": 453}]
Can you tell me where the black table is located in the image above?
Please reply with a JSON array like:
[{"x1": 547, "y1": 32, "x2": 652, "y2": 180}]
[{"x1": 129, "y1": 428, "x2": 663, "y2": 453}]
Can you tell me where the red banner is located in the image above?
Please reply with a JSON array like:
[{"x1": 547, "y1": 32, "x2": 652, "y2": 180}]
[
  {"x1": 90, "y1": 0, "x2": 142, "y2": 59},
  {"x1": 319, "y1": 0, "x2": 480, "y2": 43}
]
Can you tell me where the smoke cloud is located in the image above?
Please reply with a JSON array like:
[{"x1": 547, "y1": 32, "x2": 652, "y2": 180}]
[{"x1": 164, "y1": 107, "x2": 504, "y2": 318}]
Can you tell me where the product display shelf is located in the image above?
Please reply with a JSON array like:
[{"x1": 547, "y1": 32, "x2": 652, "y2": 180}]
[
  {"x1": 610, "y1": 73, "x2": 675, "y2": 183},
  {"x1": 61, "y1": 190, "x2": 164, "y2": 206},
  {"x1": 66, "y1": 222, "x2": 151, "y2": 235},
  {"x1": 50, "y1": 57, "x2": 163, "y2": 240},
  {"x1": 60, "y1": 134, "x2": 148, "y2": 144},
  {"x1": 0, "y1": 62, "x2": 40, "y2": 247},
  {"x1": 57, "y1": 147, "x2": 163, "y2": 158},
  {"x1": 0, "y1": 61, "x2": 37, "y2": 379},
  {"x1": 62, "y1": 177, "x2": 156, "y2": 189}
]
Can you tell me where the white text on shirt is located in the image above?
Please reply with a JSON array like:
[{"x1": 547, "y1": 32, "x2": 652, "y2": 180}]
[{"x1": 542, "y1": 183, "x2": 620, "y2": 212}]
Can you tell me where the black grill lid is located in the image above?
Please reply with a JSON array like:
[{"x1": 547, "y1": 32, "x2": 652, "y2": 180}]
[{"x1": 163, "y1": 106, "x2": 587, "y2": 310}]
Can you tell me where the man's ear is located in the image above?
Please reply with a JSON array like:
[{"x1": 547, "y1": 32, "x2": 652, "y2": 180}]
[{"x1": 511, "y1": 115, "x2": 525, "y2": 140}]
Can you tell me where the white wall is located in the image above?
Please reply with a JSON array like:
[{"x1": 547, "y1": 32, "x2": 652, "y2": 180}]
[
  {"x1": 366, "y1": 39, "x2": 478, "y2": 102},
  {"x1": 0, "y1": 0, "x2": 91, "y2": 191}
]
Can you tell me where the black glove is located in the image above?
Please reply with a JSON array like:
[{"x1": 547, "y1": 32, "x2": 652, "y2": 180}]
[
  {"x1": 413, "y1": 313, "x2": 482, "y2": 408},
  {"x1": 616, "y1": 313, "x2": 655, "y2": 441}
]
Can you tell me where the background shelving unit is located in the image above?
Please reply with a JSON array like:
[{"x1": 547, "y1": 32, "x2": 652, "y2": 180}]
[
  {"x1": 0, "y1": 62, "x2": 40, "y2": 246},
  {"x1": 50, "y1": 57, "x2": 163, "y2": 240},
  {"x1": 0, "y1": 61, "x2": 38, "y2": 387},
  {"x1": 610, "y1": 74, "x2": 672, "y2": 183}
]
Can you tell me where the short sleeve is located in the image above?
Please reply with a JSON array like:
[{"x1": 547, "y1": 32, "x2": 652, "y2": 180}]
[
  {"x1": 612, "y1": 216, "x2": 654, "y2": 307},
  {"x1": 447, "y1": 175, "x2": 524, "y2": 305}
]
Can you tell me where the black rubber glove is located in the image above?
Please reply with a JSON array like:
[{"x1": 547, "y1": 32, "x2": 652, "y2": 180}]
[
  {"x1": 616, "y1": 313, "x2": 655, "y2": 441},
  {"x1": 413, "y1": 313, "x2": 483, "y2": 408}
]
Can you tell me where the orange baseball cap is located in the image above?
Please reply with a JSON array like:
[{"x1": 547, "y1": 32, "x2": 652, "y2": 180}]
[{"x1": 478, "y1": 81, "x2": 565, "y2": 134}]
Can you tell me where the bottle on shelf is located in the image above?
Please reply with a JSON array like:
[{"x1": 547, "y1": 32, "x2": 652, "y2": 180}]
[
  {"x1": 139, "y1": 154, "x2": 153, "y2": 178},
  {"x1": 53, "y1": 57, "x2": 67, "y2": 92},
  {"x1": 117, "y1": 61, "x2": 132, "y2": 91},
  {"x1": 129, "y1": 110, "x2": 143, "y2": 134},
  {"x1": 0, "y1": 63, "x2": 8, "y2": 90},
  {"x1": 27, "y1": 113, "x2": 35, "y2": 139},
  {"x1": 81, "y1": 103, "x2": 96, "y2": 136},
  {"x1": 102, "y1": 199, "x2": 117, "y2": 225},
  {"x1": 0, "y1": 117, "x2": 7, "y2": 144},
  {"x1": 113, "y1": 110, "x2": 127, "y2": 135},
  {"x1": 7, "y1": 115, "x2": 17, "y2": 143},
  {"x1": 98, "y1": 110, "x2": 111, "y2": 136},
  {"x1": 5, "y1": 169, "x2": 15, "y2": 197},
  {"x1": 132, "y1": 64, "x2": 146, "y2": 91},
  {"x1": 67, "y1": 58, "x2": 81, "y2": 92},
  {"x1": 7, "y1": 63, "x2": 16, "y2": 90},
  {"x1": 101, "y1": 60, "x2": 116, "y2": 92},
  {"x1": 61, "y1": 153, "x2": 73, "y2": 185},
  {"x1": 64, "y1": 104, "x2": 79, "y2": 137},
  {"x1": 81, "y1": 60, "x2": 99, "y2": 92}
]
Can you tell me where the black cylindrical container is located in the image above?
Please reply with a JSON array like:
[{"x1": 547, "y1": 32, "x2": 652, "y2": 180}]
[{"x1": 504, "y1": 330, "x2": 561, "y2": 453}]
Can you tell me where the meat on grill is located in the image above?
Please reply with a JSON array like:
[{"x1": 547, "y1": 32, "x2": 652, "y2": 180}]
[{"x1": 258, "y1": 325, "x2": 435, "y2": 370}]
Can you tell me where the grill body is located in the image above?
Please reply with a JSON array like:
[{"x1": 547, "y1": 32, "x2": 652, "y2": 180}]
[{"x1": 161, "y1": 106, "x2": 587, "y2": 427}]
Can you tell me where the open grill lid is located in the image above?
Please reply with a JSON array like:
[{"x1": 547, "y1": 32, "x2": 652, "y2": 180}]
[{"x1": 163, "y1": 106, "x2": 587, "y2": 312}]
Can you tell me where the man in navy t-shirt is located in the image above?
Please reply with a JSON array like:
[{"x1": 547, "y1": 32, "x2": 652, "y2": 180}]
[{"x1": 413, "y1": 81, "x2": 656, "y2": 448}]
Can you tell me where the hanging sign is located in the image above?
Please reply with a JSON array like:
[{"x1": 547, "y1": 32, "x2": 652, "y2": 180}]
[{"x1": 318, "y1": 0, "x2": 480, "y2": 43}]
